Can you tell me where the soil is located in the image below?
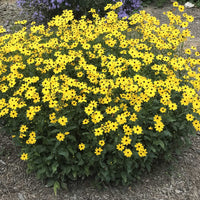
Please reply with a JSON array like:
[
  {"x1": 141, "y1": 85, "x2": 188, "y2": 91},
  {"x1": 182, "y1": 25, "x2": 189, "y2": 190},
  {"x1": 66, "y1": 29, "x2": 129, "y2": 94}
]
[{"x1": 0, "y1": 1, "x2": 200, "y2": 200}]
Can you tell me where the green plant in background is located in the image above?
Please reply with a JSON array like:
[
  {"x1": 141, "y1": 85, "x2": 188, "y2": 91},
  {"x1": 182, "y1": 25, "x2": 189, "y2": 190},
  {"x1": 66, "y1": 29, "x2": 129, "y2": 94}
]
[{"x1": 0, "y1": 1, "x2": 199, "y2": 192}]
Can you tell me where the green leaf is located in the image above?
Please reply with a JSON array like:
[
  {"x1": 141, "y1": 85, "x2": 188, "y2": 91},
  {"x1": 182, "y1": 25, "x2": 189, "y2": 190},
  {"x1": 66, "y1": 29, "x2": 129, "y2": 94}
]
[
  {"x1": 153, "y1": 140, "x2": 165, "y2": 150},
  {"x1": 46, "y1": 178, "x2": 55, "y2": 187},
  {"x1": 66, "y1": 125, "x2": 77, "y2": 131},
  {"x1": 78, "y1": 159, "x2": 84, "y2": 166},
  {"x1": 84, "y1": 166, "x2": 90, "y2": 176},
  {"x1": 49, "y1": 129, "x2": 59, "y2": 134},
  {"x1": 121, "y1": 171, "x2": 127, "y2": 184},
  {"x1": 72, "y1": 170, "x2": 77, "y2": 179},
  {"x1": 146, "y1": 163, "x2": 151, "y2": 172},
  {"x1": 52, "y1": 162, "x2": 59, "y2": 173},
  {"x1": 163, "y1": 130, "x2": 172, "y2": 137},
  {"x1": 58, "y1": 150, "x2": 69, "y2": 160},
  {"x1": 67, "y1": 145, "x2": 75, "y2": 155},
  {"x1": 36, "y1": 167, "x2": 46, "y2": 179},
  {"x1": 61, "y1": 182, "x2": 68, "y2": 191},
  {"x1": 82, "y1": 132, "x2": 90, "y2": 135},
  {"x1": 64, "y1": 166, "x2": 71, "y2": 175},
  {"x1": 53, "y1": 181, "x2": 60, "y2": 196}
]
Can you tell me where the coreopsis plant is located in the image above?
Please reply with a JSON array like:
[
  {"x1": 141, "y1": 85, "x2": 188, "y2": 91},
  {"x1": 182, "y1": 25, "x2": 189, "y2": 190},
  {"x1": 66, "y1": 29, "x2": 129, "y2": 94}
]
[{"x1": 0, "y1": 1, "x2": 199, "y2": 190}]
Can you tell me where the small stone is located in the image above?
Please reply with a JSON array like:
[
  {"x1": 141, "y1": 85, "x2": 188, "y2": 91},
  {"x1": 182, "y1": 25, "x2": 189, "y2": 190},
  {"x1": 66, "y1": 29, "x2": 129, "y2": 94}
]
[
  {"x1": 175, "y1": 189, "x2": 182, "y2": 194},
  {"x1": 18, "y1": 193, "x2": 26, "y2": 200},
  {"x1": 184, "y1": 2, "x2": 195, "y2": 8},
  {"x1": 0, "y1": 160, "x2": 6, "y2": 165}
]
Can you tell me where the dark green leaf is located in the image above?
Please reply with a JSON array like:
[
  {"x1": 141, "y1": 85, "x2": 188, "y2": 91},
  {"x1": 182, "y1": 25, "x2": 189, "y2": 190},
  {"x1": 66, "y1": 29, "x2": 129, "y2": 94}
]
[{"x1": 58, "y1": 150, "x2": 69, "y2": 160}]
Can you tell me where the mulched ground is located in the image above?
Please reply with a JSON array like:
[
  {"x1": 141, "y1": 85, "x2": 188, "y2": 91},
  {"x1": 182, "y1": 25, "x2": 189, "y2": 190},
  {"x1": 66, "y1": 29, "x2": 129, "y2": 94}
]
[{"x1": 0, "y1": 1, "x2": 200, "y2": 200}]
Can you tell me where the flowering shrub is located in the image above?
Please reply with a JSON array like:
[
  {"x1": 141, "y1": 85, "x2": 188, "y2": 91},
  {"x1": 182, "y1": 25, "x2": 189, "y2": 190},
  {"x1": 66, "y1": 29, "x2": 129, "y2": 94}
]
[
  {"x1": 16, "y1": 0, "x2": 142, "y2": 25},
  {"x1": 0, "y1": 1, "x2": 200, "y2": 189}
]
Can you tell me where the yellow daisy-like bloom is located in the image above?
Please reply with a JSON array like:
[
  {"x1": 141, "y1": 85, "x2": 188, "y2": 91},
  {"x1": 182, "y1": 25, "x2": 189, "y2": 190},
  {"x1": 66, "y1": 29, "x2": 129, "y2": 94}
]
[
  {"x1": 123, "y1": 149, "x2": 132, "y2": 158},
  {"x1": 192, "y1": 120, "x2": 200, "y2": 131},
  {"x1": 155, "y1": 121, "x2": 165, "y2": 132},
  {"x1": 173, "y1": 1, "x2": 179, "y2": 7},
  {"x1": 116, "y1": 144, "x2": 125, "y2": 151},
  {"x1": 58, "y1": 116, "x2": 68, "y2": 126},
  {"x1": 94, "y1": 127, "x2": 103, "y2": 136},
  {"x1": 186, "y1": 114, "x2": 194, "y2": 121},
  {"x1": 56, "y1": 132, "x2": 65, "y2": 141},
  {"x1": 99, "y1": 140, "x2": 105, "y2": 147},
  {"x1": 82, "y1": 119, "x2": 89, "y2": 124},
  {"x1": 153, "y1": 115, "x2": 162, "y2": 122},
  {"x1": 134, "y1": 142, "x2": 144, "y2": 151},
  {"x1": 20, "y1": 153, "x2": 28, "y2": 161},
  {"x1": 20, "y1": 125, "x2": 28, "y2": 133},
  {"x1": 178, "y1": 5, "x2": 184, "y2": 12},
  {"x1": 138, "y1": 149, "x2": 147, "y2": 157},
  {"x1": 79, "y1": 143, "x2": 85, "y2": 151},
  {"x1": 10, "y1": 110, "x2": 18, "y2": 118},
  {"x1": 121, "y1": 136, "x2": 132, "y2": 146},
  {"x1": 26, "y1": 137, "x2": 36, "y2": 144},
  {"x1": 160, "y1": 107, "x2": 166, "y2": 113},
  {"x1": 133, "y1": 125, "x2": 143, "y2": 134},
  {"x1": 95, "y1": 147, "x2": 103, "y2": 156}
]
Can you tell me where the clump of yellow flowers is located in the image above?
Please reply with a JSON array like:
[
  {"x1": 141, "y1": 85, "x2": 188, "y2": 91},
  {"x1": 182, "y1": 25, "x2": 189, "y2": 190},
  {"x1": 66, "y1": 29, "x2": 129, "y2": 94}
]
[{"x1": 0, "y1": 1, "x2": 199, "y2": 185}]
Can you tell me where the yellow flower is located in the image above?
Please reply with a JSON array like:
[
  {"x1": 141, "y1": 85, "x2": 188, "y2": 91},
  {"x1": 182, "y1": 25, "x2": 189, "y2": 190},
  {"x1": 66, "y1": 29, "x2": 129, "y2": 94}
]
[
  {"x1": 64, "y1": 131, "x2": 70, "y2": 135},
  {"x1": 134, "y1": 142, "x2": 144, "y2": 151},
  {"x1": 99, "y1": 140, "x2": 105, "y2": 146},
  {"x1": 20, "y1": 153, "x2": 28, "y2": 160},
  {"x1": 186, "y1": 114, "x2": 194, "y2": 121},
  {"x1": 148, "y1": 126, "x2": 153, "y2": 130},
  {"x1": 10, "y1": 110, "x2": 18, "y2": 118},
  {"x1": 26, "y1": 137, "x2": 36, "y2": 144},
  {"x1": 94, "y1": 127, "x2": 103, "y2": 136},
  {"x1": 123, "y1": 149, "x2": 132, "y2": 157},
  {"x1": 130, "y1": 113, "x2": 137, "y2": 122},
  {"x1": 58, "y1": 116, "x2": 68, "y2": 126},
  {"x1": 168, "y1": 102, "x2": 177, "y2": 111},
  {"x1": 79, "y1": 143, "x2": 85, "y2": 151},
  {"x1": 153, "y1": 115, "x2": 162, "y2": 122},
  {"x1": 181, "y1": 21, "x2": 188, "y2": 28},
  {"x1": 20, "y1": 125, "x2": 28, "y2": 133},
  {"x1": 82, "y1": 119, "x2": 89, "y2": 124},
  {"x1": 160, "y1": 107, "x2": 166, "y2": 113},
  {"x1": 121, "y1": 136, "x2": 132, "y2": 146},
  {"x1": 192, "y1": 120, "x2": 200, "y2": 131},
  {"x1": 56, "y1": 133, "x2": 65, "y2": 141},
  {"x1": 173, "y1": 1, "x2": 179, "y2": 7},
  {"x1": 178, "y1": 5, "x2": 184, "y2": 12},
  {"x1": 155, "y1": 121, "x2": 165, "y2": 132},
  {"x1": 133, "y1": 125, "x2": 143, "y2": 134},
  {"x1": 116, "y1": 144, "x2": 125, "y2": 151},
  {"x1": 95, "y1": 147, "x2": 103, "y2": 156},
  {"x1": 138, "y1": 149, "x2": 147, "y2": 157}
]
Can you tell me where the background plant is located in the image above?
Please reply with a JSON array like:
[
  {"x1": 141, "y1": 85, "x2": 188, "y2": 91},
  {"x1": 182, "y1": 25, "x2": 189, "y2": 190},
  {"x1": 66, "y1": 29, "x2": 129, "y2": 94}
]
[
  {"x1": 0, "y1": 1, "x2": 199, "y2": 192},
  {"x1": 16, "y1": 0, "x2": 142, "y2": 25}
]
